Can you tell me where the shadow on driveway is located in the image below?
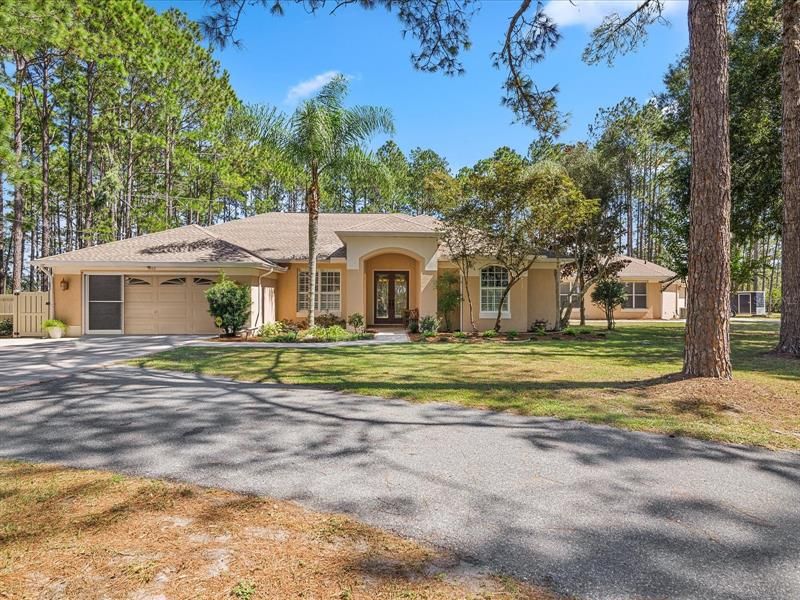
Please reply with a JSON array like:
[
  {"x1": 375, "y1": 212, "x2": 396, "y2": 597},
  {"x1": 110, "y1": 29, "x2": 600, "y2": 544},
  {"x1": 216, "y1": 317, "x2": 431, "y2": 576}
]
[{"x1": 1, "y1": 366, "x2": 798, "y2": 600}]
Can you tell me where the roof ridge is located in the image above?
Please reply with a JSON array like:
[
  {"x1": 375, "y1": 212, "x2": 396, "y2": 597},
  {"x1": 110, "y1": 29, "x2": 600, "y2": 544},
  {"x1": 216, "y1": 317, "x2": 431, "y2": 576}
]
[{"x1": 192, "y1": 223, "x2": 284, "y2": 271}]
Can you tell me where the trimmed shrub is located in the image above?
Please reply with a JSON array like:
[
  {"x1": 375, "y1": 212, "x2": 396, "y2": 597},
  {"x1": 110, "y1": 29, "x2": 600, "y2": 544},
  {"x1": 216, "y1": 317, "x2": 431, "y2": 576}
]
[
  {"x1": 405, "y1": 308, "x2": 420, "y2": 333},
  {"x1": 481, "y1": 329, "x2": 498, "y2": 339},
  {"x1": 506, "y1": 329, "x2": 519, "y2": 339},
  {"x1": 205, "y1": 274, "x2": 251, "y2": 336},
  {"x1": 258, "y1": 321, "x2": 288, "y2": 338},
  {"x1": 347, "y1": 312, "x2": 365, "y2": 333},
  {"x1": 0, "y1": 319, "x2": 11, "y2": 337},
  {"x1": 419, "y1": 314, "x2": 441, "y2": 335},
  {"x1": 454, "y1": 331, "x2": 468, "y2": 339}
]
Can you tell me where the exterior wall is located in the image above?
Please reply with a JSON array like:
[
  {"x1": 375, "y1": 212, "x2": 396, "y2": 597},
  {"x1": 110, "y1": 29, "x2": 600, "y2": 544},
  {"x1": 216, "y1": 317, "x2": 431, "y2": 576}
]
[
  {"x1": 51, "y1": 271, "x2": 83, "y2": 336},
  {"x1": 579, "y1": 279, "x2": 677, "y2": 321},
  {"x1": 51, "y1": 265, "x2": 266, "y2": 335},
  {"x1": 275, "y1": 261, "x2": 347, "y2": 323},
  {"x1": 364, "y1": 253, "x2": 419, "y2": 325},
  {"x1": 527, "y1": 267, "x2": 559, "y2": 329}
]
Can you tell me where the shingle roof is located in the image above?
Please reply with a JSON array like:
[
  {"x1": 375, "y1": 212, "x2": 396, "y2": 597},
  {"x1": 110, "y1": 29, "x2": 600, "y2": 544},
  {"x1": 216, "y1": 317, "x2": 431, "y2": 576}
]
[
  {"x1": 34, "y1": 213, "x2": 442, "y2": 266},
  {"x1": 207, "y1": 212, "x2": 439, "y2": 261},
  {"x1": 618, "y1": 255, "x2": 677, "y2": 279},
  {"x1": 34, "y1": 224, "x2": 278, "y2": 267}
]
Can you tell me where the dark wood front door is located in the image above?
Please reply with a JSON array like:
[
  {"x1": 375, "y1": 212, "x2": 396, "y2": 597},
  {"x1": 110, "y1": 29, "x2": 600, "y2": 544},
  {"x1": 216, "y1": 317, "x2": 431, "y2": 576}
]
[{"x1": 374, "y1": 271, "x2": 409, "y2": 324}]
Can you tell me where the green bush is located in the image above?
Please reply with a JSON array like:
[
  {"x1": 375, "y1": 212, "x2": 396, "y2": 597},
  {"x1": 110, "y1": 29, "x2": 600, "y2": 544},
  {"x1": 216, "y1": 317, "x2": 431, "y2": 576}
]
[
  {"x1": 42, "y1": 319, "x2": 67, "y2": 332},
  {"x1": 347, "y1": 312, "x2": 365, "y2": 333},
  {"x1": 405, "y1": 308, "x2": 420, "y2": 333},
  {"x1": 532, "y1": 327, "x2": 546, "y2": 336},
  {"x1": 454, "y1": 330, "x2": 468, "y2": 339},
  {"x1": 205, "y1": 275, "x2": 251, "y2": 336},
  {"x1": 436, "y1": 271, "x2": 462, "y2": 331},
  {"x1": 591, "y1": 278, "x2": 626, "y2": 330},
  {"x1": 0, "y1": 319, "x2": 12, "y2": 336},
  {"x1": 258, "y1": 321, "x2": 288, "y2": 338},
  {"x1": 419, "y1": 314, "x2": 441, "y2": 335},
  {"x1": 563, "y1": 325, "x2": 593, "y2": 336},
  {"x1": 481, "y1": 329, "x2": 498, "y2": 339},
  {"x1": 506, "y1": 329, "x2": 519, "y2": 339}
]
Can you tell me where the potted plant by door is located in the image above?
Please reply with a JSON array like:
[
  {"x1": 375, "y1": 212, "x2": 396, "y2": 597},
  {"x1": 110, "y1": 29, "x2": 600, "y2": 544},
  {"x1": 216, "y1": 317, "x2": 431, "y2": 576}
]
[{"x1": 42, "y1": 319, "x2": 67, "y2": 339}]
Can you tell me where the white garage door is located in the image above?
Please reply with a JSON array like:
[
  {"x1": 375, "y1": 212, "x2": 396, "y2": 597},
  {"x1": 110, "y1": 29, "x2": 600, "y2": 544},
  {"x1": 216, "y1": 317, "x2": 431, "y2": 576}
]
[{"x1": 123, "y1": 275, "x2": 218, "y2": 334}]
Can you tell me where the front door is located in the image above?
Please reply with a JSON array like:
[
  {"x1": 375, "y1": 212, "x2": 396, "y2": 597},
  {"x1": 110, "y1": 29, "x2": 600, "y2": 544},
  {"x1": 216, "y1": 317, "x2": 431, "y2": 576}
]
[{"x1": 374, "y1": 271, "x2": 409, "y2": 324}]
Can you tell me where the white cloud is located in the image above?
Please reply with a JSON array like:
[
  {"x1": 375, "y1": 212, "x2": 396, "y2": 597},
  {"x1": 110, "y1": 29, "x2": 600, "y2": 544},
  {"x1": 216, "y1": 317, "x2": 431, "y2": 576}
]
[
  {"x1": 284, "y1": 70, "x2": 343, "y2": 103},
  {"x1": 544, "y1": 0, "x2": 685, "y2": 30}
]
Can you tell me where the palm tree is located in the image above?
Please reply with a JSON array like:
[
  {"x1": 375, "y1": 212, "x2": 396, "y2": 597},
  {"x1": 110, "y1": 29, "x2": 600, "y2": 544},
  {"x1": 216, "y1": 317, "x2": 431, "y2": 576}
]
[{"x1": 285, "y1": 75, "x2": 394, "y2": 326}]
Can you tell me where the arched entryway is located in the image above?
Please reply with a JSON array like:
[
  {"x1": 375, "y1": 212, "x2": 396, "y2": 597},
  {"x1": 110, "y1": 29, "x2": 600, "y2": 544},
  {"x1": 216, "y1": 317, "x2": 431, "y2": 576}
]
[{"x1": 363, "y1": 252, "x2": 420, "y2": 326}]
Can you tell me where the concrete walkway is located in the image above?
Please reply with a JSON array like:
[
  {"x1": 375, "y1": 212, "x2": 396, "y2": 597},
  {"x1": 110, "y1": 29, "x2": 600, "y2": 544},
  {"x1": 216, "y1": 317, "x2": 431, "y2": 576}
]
[{"x1": 1, "y1": 367, "x2": 798, "y2": 600}]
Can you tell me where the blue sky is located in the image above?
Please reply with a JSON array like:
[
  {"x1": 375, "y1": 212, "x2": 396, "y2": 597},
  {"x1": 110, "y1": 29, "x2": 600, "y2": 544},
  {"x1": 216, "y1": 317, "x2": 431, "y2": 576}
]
[{"x1": 150, "y1": 0, "x2": 689, "y2": 170}]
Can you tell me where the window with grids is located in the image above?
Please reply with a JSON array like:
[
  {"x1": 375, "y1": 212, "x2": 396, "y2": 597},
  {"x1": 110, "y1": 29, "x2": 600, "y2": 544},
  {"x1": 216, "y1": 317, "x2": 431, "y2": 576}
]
[
  {"x1": 297, "y1": 270, "x2": 341, "y2": 313},
  {"x1": 623, "y1": 282, "x2": 648, "y2": 309},
  {"x1": 480, "y1": 266, "x2": 510, "y2": 316},
  {"x1": 559, "y1": 282, "x2": 581, "y2": 309}
]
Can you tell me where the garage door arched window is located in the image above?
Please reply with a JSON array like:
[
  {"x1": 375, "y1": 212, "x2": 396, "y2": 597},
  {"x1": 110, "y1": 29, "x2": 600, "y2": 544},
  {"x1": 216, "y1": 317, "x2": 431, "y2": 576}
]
[
  {"x1": 480, "y1": 266, "x2": 510, "y2": 319},
  {"x1": 160, "y1": 277, "x2": 186, "y2": 286},
  {"x1": 125, "y1": 277, "x2": 151, "y2": 286}
]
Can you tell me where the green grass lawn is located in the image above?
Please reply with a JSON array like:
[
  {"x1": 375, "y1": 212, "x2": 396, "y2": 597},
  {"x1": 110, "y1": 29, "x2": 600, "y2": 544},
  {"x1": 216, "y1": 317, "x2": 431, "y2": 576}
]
[{"x1": 131, "y1": 321, "x2": 800, "y2": 450}]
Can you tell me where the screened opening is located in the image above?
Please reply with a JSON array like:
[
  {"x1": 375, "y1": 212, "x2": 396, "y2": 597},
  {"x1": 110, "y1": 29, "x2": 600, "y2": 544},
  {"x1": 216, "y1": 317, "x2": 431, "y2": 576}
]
[
  {"x1": 87, "y1": 275, "x2": 123, "y2": 332},
  {"x1": 193, "y1": 277, "x2": 215, "y2": 286},
  {"x1": 89, "y1": 275, "x2": 122, "y2": 301}
]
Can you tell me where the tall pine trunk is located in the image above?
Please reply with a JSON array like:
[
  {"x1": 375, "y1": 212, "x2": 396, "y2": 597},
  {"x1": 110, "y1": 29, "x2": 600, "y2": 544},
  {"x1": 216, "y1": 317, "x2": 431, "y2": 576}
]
[
  {"x1": 683, "y1": 0, "x2": 732, "y2": 378},
  {"x1": 778, "y1": 0, "x2": 800, "y2": 355},
  {"x1": 306, "y1": 164, "x2": 320, "y2": 328},
  {"x1": 40, "y1": 54, "x2": 52, "y2": 289},
  {"x1": 11, "y1": 53, "x2": 26, "y2": 293}
]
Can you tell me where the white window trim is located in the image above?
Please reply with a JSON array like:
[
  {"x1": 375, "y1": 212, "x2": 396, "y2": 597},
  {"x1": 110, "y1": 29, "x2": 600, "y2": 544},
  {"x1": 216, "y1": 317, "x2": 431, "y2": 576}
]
[
  {"x1": 297, "y1": 269, "x2": 342, "y2": 315},
  {"x1": 479, "y1": 265, "x2": 511, "y2": 320},
  {"x1": 622, "y1": 281, "x2": 648, "y2": 311}
]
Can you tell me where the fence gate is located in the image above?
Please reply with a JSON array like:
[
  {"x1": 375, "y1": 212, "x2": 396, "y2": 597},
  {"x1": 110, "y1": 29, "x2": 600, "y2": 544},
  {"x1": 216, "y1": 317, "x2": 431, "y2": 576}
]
[{"x1": 0, "y1": 292, "x2": 50, "y2": 337}]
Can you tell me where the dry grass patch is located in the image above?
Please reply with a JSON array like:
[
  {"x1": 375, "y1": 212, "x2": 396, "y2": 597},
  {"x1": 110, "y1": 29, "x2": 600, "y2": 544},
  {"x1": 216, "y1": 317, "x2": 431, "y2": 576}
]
[{"x1": 0, "y1": 461, "x2": 561, "y2": 600}]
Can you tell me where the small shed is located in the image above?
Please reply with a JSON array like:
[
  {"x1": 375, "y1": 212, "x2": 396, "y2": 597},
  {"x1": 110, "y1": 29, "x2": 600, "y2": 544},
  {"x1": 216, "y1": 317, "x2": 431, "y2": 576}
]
[{"x1": 731, "y1": 291, "x2": 766, "y2": 316}]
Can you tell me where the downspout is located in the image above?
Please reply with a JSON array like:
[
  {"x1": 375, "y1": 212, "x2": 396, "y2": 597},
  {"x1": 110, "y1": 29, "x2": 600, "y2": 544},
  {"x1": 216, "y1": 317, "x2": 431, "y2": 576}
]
[{"x1": 256, "y1": 267, "x2": 274, "y2": 327}]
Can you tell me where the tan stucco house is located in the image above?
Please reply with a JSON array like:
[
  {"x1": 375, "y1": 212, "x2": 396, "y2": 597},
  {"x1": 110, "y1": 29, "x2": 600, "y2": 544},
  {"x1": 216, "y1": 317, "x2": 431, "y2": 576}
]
[
  {"x1": 561, "y1": 256, "x2": 686, "y2": 322},
  {"x1": 33, "y1": 212, "x2": 567, "y2": 336}
]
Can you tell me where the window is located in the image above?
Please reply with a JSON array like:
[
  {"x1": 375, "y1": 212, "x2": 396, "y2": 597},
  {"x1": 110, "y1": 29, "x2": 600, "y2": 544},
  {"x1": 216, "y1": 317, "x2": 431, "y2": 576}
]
[
  {"x1": 480, "y1": 266, "x2": 510, "y2": 317},
  {"x1": 297, "y1": 270, "x2": 341, "y2": 313},
  {"x1": 160, "y1": 277, "x2": 186, "y2": 286},
  {"x1": 623, "y1": 282, "x2": 647, "y2": 309},
  {"x1": 125, "y1": 277, "x2": 151, "y2": 286},
  {"x1": 193, "y1": 277, "x2": 214, "y2": 286},
  {"x1": 559, "y1": 282, "x2": 581, "y2": 309}
]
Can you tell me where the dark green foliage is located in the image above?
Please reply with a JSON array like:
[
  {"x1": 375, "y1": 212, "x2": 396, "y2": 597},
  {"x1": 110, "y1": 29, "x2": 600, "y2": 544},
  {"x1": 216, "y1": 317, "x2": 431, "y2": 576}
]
[
  {"x1": 591, "y1": 279, "x2": 627, "y2": 330},
  {"x1": 315, "y1": 313, "x2": 346, "y2": 328},
  {"x1": 0, "y1": 319, "x2": 12, "y2": 337},
  {"x1": 436, "y1": 271, "x2": 461, "y2": 331},
  {"x1": 347, "y1": 312, "x2": 365, "y2": 333},
  {"x1": 205, "y1": 275, "x2": 251, "y2": 335}
]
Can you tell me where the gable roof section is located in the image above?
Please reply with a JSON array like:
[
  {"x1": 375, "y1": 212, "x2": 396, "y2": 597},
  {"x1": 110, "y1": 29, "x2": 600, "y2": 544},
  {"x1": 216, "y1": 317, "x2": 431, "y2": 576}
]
[
  {"x1": 207, "y1": 212, "x2": 440, "y2": 261},
  {"x1": 618, "y1": 255, "x2": 677, "y2": 280},
  {"x1": 33, "y1": 224, "x2": 282, "y2": 269},
  {"x1": 33, "y1": 212, "x2": 443, "y2": 266}
]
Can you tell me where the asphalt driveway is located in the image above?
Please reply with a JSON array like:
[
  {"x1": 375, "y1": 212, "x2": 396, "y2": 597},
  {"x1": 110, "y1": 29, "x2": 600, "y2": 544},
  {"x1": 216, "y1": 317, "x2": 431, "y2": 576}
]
[
  {"x1": 1, "y1": 367, "x2": 798, "y2": 600},
  {"x1": 0, "y1": 335, "x2": 199, "y2": 390}
]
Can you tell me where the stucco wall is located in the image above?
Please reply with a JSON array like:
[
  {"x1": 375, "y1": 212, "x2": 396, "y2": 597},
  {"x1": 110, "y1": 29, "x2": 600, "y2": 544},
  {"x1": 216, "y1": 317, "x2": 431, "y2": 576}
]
[
  {"x1": 527, "y1": 267, "x2": 559, "y2": 329},
  {"x1": 52, "y1": 272, "x2": 82, "y2": 336},
  {"x1": 275, "y1": 262, "x2": 348, "y2": 323},
  {"x1": 580, "y1": 279, "x2": 671, "y2": 321}
]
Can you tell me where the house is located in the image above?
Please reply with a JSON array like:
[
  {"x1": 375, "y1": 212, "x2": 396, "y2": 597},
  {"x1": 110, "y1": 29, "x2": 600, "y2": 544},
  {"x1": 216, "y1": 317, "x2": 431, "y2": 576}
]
[
  {"x1": 561, "y1": 256, "x2": 686, "y2": 321},
  {"x1": 33, "y1": 212, "x2": 564, "y2": 336}
]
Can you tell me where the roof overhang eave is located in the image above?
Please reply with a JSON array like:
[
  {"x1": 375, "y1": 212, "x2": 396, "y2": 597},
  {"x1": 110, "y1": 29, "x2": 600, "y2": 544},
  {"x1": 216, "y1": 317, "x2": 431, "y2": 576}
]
[{"x1": 30, "y1": 259, "x2": 288, "y2": 272}]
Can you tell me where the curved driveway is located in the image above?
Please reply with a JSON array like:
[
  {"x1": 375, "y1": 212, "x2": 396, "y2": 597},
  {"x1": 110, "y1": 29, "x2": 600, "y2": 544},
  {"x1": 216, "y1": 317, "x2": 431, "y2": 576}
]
[{"x1": 1, "y1": 366, "x2": 798, "y2": 600}]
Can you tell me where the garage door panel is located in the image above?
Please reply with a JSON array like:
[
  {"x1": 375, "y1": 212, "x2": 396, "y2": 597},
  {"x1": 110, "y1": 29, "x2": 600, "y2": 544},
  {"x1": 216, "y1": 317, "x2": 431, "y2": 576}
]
[{"x1": 122, "y1": 274, "x2": 222, "y2": 334}]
